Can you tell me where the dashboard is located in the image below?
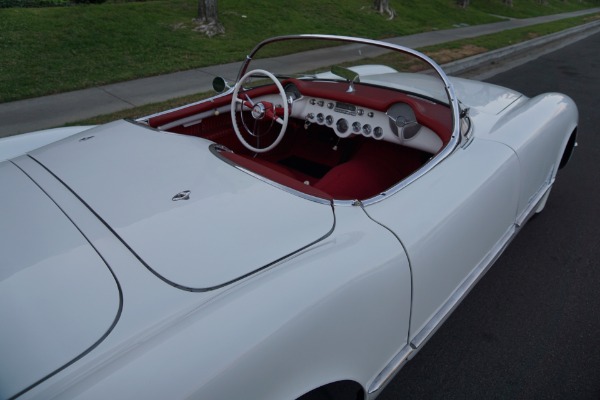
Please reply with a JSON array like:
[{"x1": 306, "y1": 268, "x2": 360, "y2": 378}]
[{"x1": 284, "y1": 82, "x2": 443, "y2": 154}]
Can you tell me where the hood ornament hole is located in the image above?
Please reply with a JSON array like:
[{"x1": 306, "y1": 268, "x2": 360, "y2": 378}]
[{"x1": 172, "y1": 190, "x2": 191, "y2": 201}]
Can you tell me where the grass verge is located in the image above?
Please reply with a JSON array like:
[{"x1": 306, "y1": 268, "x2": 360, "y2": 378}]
[{"x1": 2, "y1": 0, "x2": 597, "y2": 103}]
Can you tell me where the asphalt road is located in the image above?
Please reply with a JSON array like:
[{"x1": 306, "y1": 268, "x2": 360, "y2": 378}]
[{"x1": 378, "y1": 32, "x2": 600, "y2": 399}]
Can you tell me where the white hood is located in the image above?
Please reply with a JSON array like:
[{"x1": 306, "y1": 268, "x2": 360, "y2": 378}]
[
  {"x1": 450, "y1": 76, "x2": 523, "y2": 115},
  {"x1": 30, "y1": 120, "x2": 334, "y2": 290}
]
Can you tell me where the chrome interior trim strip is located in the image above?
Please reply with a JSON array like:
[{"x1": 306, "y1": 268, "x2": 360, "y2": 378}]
[
  {"x1": 367, "y1": 345, "x2": 413, "y2": 397},
  {"x1": 357, "y1": 129, "x2": 460, "y2": 207},
  {"x1": 157, "y1": 104, "x2": 231, "y2": 131},
  {"x1": 209, "y1": 144, "x2": 332, "y2": 205},
  {"x1": 137, "y1": 88, "x2": 235, "y2": 123}
]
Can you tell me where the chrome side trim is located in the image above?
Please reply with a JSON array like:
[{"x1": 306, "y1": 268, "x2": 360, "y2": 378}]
[
  {"x1": 516, "y1": 179, "x2": 554, "y2": 227},
  {"x1": 411, "y1": 222, "x2": 516, "y2": 349},
  {"x1": 367, "y1": 345, "x2": 412, "y2": 398},
  {"x1": 367, "y1": 185, "x2": 551, "y2": 396},
  {"x1": 411, "y1": 178, "x2": 552, "y2": 349},
  {"x1": 157, "y1": 103, "x2": 231, "y2": 131},
  {"x1": 137, "y1": 88, "x2": 235, "y2": 123}
]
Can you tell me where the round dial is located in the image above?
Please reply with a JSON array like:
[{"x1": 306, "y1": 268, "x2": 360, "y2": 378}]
[
  {"x1": 352, "y1": 121, "x2": 361, "y2": 133},
  {"x1": 325, "y1": 115, "x2": 334, "y2": 125},
  {"x1": 336, "y1": 118, "x2": 349, "y2": 133},
  {"x1": 362, "y1": 124, "x2": 372, "y2": 136},
  {"x1": 317, "y1": 113, "x2": 324, "y2": 123},
  {"x1": 373, "y1": 126, "x2": 383, "y2": 139}
]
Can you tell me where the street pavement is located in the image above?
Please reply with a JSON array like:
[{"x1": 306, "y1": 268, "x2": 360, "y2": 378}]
[{"x1": 0, "y1": 8, "x2": 599, "y2": 137}]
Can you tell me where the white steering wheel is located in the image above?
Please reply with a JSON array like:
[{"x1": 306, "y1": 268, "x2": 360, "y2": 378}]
[{"x1": 230, "y1": 69, "x2": 289, "y2": 153}]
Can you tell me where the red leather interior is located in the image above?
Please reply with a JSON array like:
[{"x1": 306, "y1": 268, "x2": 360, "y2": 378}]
[
  {"x1": 149, "y1": 79, "x2": 446, "y2": 200},
  {"x1": 314, "y1": 139, "x2": 427, "y2": 199}
]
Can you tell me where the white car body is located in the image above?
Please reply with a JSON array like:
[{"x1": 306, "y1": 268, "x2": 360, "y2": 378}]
[{"x1": 0, "y1": 35, "x2": 577, "y2": 400}]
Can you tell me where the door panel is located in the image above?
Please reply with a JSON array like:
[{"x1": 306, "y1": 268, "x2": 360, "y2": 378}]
[{"x1": 365, "y1": 139, "x2": 520, "y2": 339}]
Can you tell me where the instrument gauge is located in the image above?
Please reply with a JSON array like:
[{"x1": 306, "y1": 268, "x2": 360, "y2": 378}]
[
  {"x1": 337, "y1": 118, "x2": 349, "y2": 133},
  {"x1": 352, "y1": 121, "x2": 361, "y2": 133},
  {"x1": 374, "y1": 127, "x2": 384, "y2": 139},
  {"x1": 363, "y1": 124, "x2": 372, "y2": 136}
]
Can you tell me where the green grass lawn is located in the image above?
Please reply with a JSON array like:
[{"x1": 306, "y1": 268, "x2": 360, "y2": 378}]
[{"x1": 0, "y1": 0, "x2": 598, "y2": 103}]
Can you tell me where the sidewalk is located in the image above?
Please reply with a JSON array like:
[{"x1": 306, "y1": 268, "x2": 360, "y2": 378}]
[{"x1": 1, "y1": 8, "x2": 599, "y2": 137}]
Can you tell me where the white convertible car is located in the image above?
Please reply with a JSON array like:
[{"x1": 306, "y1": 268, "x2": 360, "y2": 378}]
[{"x1": 0, "y1": 35, "x2": 577, "y2": 400}]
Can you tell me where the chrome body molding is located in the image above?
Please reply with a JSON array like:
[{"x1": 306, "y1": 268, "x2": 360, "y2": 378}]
[
  {"x1": 409, "y1": 222, "x2": 516, "y2": 349},
  {"x1": 367, "y1": 345, "x2": 412, "y2": 398},
  {"x1": 517, "y1": 178, "x2": 554, "y2": 227},
  {"x1": 410, "y1": 179, "x2": 550, "y2": 349}
]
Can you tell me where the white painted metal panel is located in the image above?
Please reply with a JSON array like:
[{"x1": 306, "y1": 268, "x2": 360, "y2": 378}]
[
  {"x1": 29, "y1": 121, "x2": 334, "y2": 290},
  {"x1": 0, "y1": 162, "x2": 119, "y2": 400},
  {"x1": 450, "y1": 77, "x2": 523, "y2": 115},
  {"x1": 366, "y1": 139, "x2": 520, "y2": 339},
  {"x1": 21, "y1": 206, "x2": 411, "y2": 400},
  {"x1": 477, "y1": 93, "x2": 578, "y2": 218},
  {"x1": 0, "y1": 126, "x2": 95, "y2": 162}
]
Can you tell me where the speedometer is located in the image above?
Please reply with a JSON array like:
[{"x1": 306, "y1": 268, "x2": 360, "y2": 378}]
[{"x1": 336, "y1": 118, "x2": 349, "y2": 133}]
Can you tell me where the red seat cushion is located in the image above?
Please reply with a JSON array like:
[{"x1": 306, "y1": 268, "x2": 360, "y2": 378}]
[{"x1": 314, "y1": 140, "x2": 426, "y2": 200}]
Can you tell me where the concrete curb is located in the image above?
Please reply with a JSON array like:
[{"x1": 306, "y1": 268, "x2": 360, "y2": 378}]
[{"x1": 444, "y1": 19, "x2": 600, "y2": 79}]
